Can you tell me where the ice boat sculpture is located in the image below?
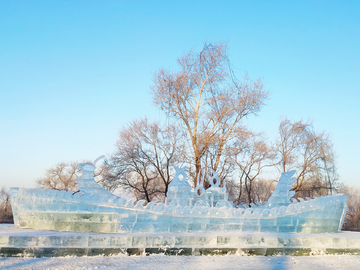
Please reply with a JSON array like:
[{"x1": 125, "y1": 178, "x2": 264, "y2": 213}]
[{"x1": 10, "y1": 158, "x2": 349, "y2": 234}]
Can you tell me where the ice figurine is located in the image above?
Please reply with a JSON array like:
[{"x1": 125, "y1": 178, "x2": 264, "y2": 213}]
[
  {"x1": 166, "y1": 167, "x2": 229, "y2": 208},
  {"x1": 166, "y1": 166, "x2": 192, "y2": 207},
  {"x1": 75, "y1": 155, "x2": 106, "y2": 194},
  {"x1": 10, "y1": 158, "x2": 349, "y2": 234}
]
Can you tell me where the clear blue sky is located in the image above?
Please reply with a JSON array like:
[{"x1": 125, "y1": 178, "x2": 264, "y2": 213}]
[{"x1": 1, "y1": 1, "x2": 359, "y2": 188}]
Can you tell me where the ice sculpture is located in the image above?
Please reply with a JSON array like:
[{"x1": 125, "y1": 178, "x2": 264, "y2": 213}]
[
  {"x1": 166, "y1": 167, "x2": 229, "y2": 208},
  {"x1": 76, "y1": 155, "x2": 105, "y2": 194},
  {"x1": 10, "y1": 158, "x2": 349, "y2": 234}
]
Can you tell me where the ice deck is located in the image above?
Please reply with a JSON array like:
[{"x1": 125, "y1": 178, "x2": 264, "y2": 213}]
[{"x1": 1, "y1": 224, "x2": 360, "y2": 257}]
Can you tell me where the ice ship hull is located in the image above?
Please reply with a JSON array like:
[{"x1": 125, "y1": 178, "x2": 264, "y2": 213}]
[
  {"x1": 10, "y1": 163, "x2": 349, "y2": 234},
  {"x1": 10, "y1": 189, "x2": 348, "y2": 234}
]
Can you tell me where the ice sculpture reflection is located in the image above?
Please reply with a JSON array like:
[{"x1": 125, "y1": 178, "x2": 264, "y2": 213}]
[{"x1": 10, "y1": 157, "x2": 349, "y2": 234}]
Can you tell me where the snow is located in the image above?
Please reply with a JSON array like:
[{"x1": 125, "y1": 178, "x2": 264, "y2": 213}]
[{"x1": 1, "y1": 254, "x2": 360, "y2": 270}]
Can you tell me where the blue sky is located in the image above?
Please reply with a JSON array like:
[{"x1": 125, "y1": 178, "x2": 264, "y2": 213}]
[{"x1": 1, "y1": 0, "x2": 359, "y2": 188}]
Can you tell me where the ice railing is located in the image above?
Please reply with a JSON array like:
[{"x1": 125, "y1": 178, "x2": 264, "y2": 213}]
[{"x1": 10, "y1": 164, "x2": 349, "y2": 220}]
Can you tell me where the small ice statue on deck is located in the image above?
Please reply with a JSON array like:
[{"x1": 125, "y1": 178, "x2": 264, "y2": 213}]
[
  {"x1": 166, "y1": 167, "x2": 230, "y2": 208},
  {"x1": 75, "y1": 155, "x2": 106, "y2": 194}
]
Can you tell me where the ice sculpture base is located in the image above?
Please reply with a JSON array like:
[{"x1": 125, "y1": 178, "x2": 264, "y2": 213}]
[{"x1": 1, "y1": 224, "x2": 360, "y2": 257}]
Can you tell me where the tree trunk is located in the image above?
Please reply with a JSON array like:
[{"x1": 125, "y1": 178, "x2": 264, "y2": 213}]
[{"x1": 194, "y1": 156, "x2": 201, "y2": 187}]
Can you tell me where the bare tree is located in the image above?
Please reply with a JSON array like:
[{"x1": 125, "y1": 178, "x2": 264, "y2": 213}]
[
  {"x1": 36, "y1": 161, "x2": 106, "y2": 191},
  {"x1": 343, "y1": 186, "x2": 360, "y2": 231},
  {"x1": 312, "y1": 141, "x2": 343, "y2": 195},
  {"x1": 296, "y1": 129, "x2": 333, "y2": 193},
  {"x1": 231, "y1": 135, "x2": 275, "y2": 204},
  {"x1": 36, "y1": 162, "x2": 80, "y2": 191},
  {"x1": 0, "y1": 187, "x2": 13, "y2": 223},
  {"x1": 152, "y1": 42, "x2": 268, "y2": 186},
  {"x1": 107, "y1": 118, "x2": 184, "y2": 202},
  {"x1": 191, "y1": 138, "x2": 236, "y2": 189},
  {"x1": 276, "y1": 118, "x2": 339, "y2": 195},
  {"x1": 251, "y1": 178, "x2": 277, "y2": 204},
  {"x1": 276, "y1": 118, "x2": 310, "y2": 173}
]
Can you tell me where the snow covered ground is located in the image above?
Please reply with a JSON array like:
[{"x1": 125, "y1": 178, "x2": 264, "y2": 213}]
[{"x1": 1, "y1": 254, "x2": 360, "y2": 270}]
